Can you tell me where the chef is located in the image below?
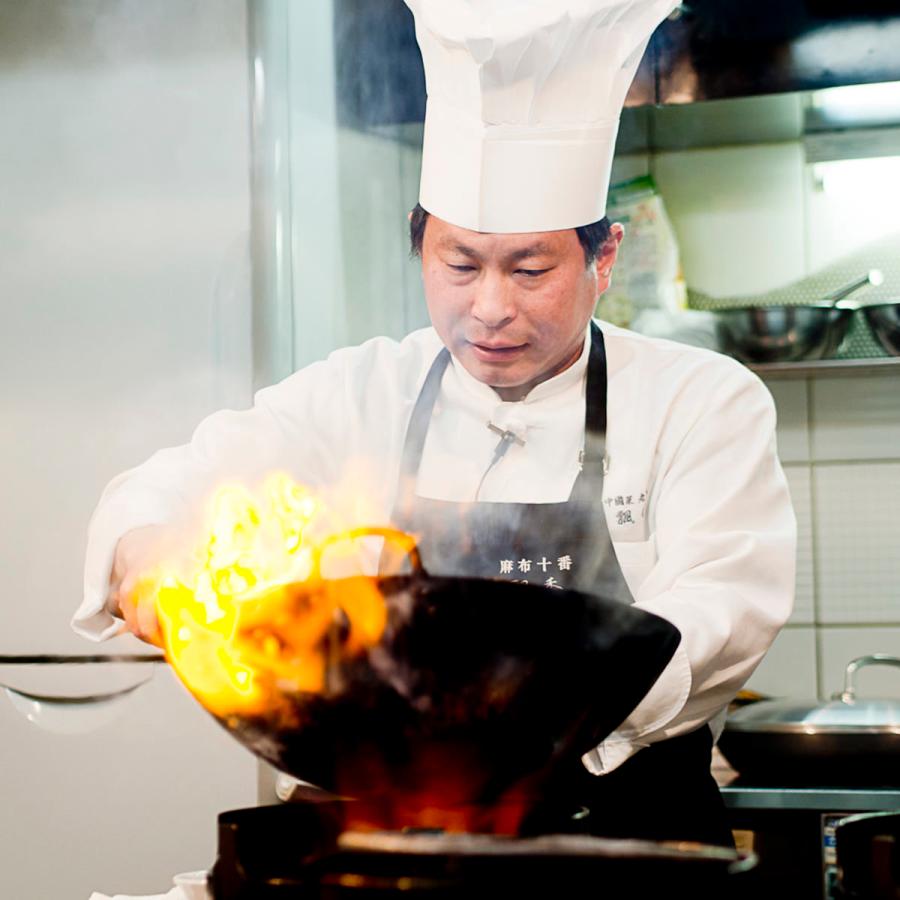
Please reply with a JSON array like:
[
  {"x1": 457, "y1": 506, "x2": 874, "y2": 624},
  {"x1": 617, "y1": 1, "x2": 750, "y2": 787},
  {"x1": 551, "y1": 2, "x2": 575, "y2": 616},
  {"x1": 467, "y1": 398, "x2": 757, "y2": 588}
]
[{"x1": 73, "y1": 0, "x2": 795, "y2": 847}]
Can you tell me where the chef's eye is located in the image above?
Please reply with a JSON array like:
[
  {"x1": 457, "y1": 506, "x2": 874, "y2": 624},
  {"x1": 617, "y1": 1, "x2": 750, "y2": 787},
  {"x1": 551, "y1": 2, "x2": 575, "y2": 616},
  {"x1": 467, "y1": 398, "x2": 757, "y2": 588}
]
[
  {"x1": 516, "y1": 268, "x2": 549, "y2": 278},
  {"x1": 448, "y1": 264, "x2": 475, "y2": 273}
]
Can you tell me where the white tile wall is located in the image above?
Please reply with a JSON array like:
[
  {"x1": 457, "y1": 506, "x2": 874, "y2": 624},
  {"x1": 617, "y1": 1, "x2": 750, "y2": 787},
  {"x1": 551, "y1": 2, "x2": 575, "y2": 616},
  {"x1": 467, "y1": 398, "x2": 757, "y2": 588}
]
[
  {"x1": 782, "y1": 465, "x2": 815, "y2": 625},
  {"x1": 814, "y1": 462, "x2": 900, "y2": 624},
  {"x1": 744, "y1": 626, "x2": 818, "y2": 698},
  {"x1": 818, "y1": 628, "x2": 900, "y2": 699},
  {"x1": 811, "y1": 375, "x2": 900, "y2": 461},
  {"x1": 767, "y1": 379, "x2": 811, "y2": 463}
]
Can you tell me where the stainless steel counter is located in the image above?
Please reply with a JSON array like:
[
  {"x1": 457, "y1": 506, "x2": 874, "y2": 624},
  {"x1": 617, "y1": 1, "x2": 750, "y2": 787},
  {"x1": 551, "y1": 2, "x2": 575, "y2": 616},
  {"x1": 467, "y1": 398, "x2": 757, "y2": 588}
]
[{"x1": 722, "y1": 784, "x2": 900, "y2": 812}]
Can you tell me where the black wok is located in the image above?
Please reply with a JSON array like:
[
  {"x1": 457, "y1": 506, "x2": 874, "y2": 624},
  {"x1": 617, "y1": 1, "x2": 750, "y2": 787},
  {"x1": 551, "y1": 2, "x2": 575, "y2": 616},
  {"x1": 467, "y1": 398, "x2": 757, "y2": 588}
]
[{"x1": 172, "y1": 535, "x2": 681, "y2": 830}]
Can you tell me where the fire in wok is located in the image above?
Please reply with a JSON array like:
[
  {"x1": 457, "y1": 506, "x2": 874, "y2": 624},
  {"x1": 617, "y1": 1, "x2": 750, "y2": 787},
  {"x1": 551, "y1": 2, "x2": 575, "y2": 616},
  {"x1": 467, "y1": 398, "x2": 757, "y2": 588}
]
[{"x1": 134, "y1": 475, "x2": 680, "y2": 833}]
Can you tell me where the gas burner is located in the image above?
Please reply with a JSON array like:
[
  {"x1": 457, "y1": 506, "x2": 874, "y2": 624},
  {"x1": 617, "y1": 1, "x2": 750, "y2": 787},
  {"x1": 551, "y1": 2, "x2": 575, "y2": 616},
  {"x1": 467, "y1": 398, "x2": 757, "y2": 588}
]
[{"x1": 211, "y1": 802, "x2": 753, "y2": 899}]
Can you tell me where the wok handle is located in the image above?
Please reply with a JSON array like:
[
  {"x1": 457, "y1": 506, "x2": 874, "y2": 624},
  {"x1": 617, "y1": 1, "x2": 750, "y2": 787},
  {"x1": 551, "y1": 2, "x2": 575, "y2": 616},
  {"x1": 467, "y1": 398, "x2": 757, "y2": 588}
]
[
  {"x1": 838, "y1": 654, "x2": 900, "y2": 703},
  {"x1": 311, "y1": 527, "x2": 425, "y2": 578}
]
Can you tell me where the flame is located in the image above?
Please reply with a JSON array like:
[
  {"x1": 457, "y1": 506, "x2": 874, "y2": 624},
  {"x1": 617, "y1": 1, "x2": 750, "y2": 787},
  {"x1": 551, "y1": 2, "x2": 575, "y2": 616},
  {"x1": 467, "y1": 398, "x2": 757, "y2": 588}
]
[
  {"x1": 131, "y1": 473, "x2": 551, "y2": 835},
  {"x1": 336, "y1": 746, "x2": 546, "y2": 835},
  {"x1": 133, "y1": 473, "x2": 415, "y2": 720}
]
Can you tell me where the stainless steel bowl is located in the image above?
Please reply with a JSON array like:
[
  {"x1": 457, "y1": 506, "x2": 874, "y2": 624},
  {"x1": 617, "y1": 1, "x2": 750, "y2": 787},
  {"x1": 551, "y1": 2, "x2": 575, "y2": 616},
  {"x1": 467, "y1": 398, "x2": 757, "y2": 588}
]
[
  {"x1": 861, "y1": 302, "x2": 900, "y2": 356},
  {"x1": 712, "y1": 270, "x2": 883, "y2": 364},
  {"x1": 714, "y1": 304, "x2": 854, "y2": 364}
]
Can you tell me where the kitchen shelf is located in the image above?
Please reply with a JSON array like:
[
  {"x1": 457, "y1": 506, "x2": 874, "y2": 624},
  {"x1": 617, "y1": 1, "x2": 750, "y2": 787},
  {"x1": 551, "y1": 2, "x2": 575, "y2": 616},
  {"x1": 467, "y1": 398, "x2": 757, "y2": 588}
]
[
  {"x1": 750, "y1": 357, "x2": 900, "y2": 379},
  {"x1": 722, "y1": 783, "x2": 900, "y2": 812}
]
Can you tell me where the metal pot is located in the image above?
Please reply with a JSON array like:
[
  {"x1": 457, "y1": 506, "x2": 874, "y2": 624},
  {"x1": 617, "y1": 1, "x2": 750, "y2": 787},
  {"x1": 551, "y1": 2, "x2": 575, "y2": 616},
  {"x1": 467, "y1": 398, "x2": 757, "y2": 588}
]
[
  {"x1": 861, "y1": 302, "x2": 900, "y2": 357},
  {"x1": 834, "y1": 810, "x2": 900, "y2": 899},
  {"x1": 718, "y1": 655, "x2": 900, "y2": 784},
  {"x1": 713, "y1": 270, "x2": 883, "y2": 364},
  {"x1": 171, "y1": 534, "x2": 681, "y2": 831}
]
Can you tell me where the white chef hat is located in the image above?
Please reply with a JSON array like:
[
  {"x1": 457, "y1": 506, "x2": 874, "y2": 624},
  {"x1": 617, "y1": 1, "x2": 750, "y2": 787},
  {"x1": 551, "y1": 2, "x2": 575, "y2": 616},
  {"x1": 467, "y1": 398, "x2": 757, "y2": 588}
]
[{"x1": 403, "y1": 0, "x2": 677, "y2": 233}]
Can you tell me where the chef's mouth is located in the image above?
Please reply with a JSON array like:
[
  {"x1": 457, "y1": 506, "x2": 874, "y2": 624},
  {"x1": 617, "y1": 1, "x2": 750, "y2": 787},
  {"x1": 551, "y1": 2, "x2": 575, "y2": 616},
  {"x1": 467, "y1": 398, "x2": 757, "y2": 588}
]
[{"x1": 469, "y1": 341, "x2": 529, "y2": 361}]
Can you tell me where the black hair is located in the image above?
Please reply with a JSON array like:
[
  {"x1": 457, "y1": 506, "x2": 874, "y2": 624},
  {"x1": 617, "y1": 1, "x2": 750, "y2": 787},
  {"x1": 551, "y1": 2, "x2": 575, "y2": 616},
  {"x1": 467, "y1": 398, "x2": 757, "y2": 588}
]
[{"x1": 408, "y1": 203, "x2": 612, "y2": 268}]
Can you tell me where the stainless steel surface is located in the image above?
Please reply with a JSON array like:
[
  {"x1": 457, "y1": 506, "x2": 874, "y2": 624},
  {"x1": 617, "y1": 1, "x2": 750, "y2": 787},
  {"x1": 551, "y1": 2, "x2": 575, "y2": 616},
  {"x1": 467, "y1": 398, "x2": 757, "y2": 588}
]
[
  {"x1": 2, "y1": 679, "x2": 151, "y2": 707},
  {"x1": 721, "y1": 785, "x2": 900, "y2": 812},
  {"x1": 823, "y1": 270, "x2": 884, "y2": 307},
  {"x1": 248, "y1": 0, "x2": 295, "y2": 391},
  {"x1": 654, "y1": 6, "x2": 900, "y2": 105},
  {"x1": 839, "y1": 654, "x2": 900, "y2": 704},
  {"x1": 714, "y1": 272, "x2": 881, "y2": 363},
  {"x1": 0, "y1": 654, "x2": 165, "y2": 664},
  {"x1": 749, "y1": 357, "x2": 900, "y2": 379},
  {"x1": 726, "y1": 655, "x2": 900, "y2": 733},
  {"x1": 0, "y1": 655, "x2": 165, "y2": 707},
  {"x1": 862, "y1": 302, "x2": 900, "y2": 357},
  {"x1": 0, "y1": 656, "x2": 168, "y2": 732}
]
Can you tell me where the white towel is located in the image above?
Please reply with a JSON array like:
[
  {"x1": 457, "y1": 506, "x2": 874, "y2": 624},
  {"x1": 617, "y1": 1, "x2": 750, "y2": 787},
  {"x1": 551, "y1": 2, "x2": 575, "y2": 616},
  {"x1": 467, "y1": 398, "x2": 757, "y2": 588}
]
[
  {"x1": 89, "y1": 872, "x2": 208, "y2": 900},
  {"x1": 88, "y1": 891, "x2": 182, "y2": 900}
]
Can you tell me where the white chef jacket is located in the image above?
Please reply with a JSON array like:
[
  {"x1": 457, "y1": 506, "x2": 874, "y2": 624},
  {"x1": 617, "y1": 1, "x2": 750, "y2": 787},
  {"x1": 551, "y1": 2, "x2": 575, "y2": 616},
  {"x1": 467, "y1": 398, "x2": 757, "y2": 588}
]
[{"x1": 72, "y1": 319, "x2": 796, "y2": 775}]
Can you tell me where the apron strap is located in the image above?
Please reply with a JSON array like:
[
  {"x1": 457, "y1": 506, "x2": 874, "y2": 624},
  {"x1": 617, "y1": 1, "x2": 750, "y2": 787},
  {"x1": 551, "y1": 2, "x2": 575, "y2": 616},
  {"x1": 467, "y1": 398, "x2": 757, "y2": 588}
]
[
  {"x1": 394, "y1": 324, "x2": 609, "y2": 520},
  {"x1": 583, "y1": 320, "x2": 608, "y2": 468},
  {"x1": 395, "y1": 347, "x2": 451, "y2": 516}
]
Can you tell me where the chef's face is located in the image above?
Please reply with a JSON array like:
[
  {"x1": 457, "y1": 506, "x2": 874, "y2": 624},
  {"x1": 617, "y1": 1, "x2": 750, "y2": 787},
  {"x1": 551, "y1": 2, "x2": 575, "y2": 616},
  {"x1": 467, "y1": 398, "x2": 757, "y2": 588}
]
[{"x1": 420, "y1": 214, "x2": 623, "y2": 401}]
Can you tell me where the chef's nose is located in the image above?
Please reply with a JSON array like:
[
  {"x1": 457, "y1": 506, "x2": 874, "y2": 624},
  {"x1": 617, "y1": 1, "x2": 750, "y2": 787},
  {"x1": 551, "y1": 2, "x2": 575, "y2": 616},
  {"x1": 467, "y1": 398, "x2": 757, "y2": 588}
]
[{"x1": 470, "y1": 273, "x2": 516, "y2": 329}]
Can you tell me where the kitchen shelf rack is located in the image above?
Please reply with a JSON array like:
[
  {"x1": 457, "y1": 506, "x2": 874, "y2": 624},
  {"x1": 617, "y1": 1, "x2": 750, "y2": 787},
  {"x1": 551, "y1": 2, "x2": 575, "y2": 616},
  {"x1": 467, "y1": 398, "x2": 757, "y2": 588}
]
[{"x1": 750, "y1": 357, "x2": 900, "y2": 379}]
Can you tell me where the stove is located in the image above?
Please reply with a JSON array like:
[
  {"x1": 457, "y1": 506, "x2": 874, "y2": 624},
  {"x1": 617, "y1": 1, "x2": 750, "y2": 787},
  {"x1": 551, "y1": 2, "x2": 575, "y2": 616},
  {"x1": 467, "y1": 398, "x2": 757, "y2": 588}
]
[
  {"x1": 722, "y1": 780, "x2": 900, "y2": 900},
  {"x1": 211, "y1": 801, "x2": 752, "y2": 899}
]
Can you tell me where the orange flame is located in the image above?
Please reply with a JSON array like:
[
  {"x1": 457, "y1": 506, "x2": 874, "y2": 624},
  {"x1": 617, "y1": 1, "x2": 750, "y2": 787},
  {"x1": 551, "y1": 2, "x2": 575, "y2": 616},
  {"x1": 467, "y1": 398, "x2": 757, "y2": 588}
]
[
  {"x1": 132, "y1": 473, "x2": 414, "y2": 720},
  {"x1": 131, "y1": 474, "x2": 558, "y2": 835}
]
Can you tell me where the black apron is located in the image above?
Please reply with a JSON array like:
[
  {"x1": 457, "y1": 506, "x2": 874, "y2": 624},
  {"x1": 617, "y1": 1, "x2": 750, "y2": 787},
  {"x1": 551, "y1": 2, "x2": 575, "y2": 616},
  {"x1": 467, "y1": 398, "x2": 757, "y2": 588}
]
[{"x1": 386, "y1": 323, "x2": 733, "y2": 848}]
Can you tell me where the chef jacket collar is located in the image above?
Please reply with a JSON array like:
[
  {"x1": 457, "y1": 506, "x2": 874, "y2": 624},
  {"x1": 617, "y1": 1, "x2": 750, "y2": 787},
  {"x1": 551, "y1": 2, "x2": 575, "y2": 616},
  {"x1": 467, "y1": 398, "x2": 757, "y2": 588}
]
[{"x1": 447, "y1": 321, "x2": 592, "y2": 407}]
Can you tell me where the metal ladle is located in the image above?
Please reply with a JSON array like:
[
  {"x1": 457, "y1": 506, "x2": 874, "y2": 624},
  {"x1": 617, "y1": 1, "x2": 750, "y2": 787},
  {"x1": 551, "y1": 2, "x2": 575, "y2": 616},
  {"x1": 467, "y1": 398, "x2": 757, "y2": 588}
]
[{"x1": 823, "y1": 269, "x2": 884, "y2": 309}]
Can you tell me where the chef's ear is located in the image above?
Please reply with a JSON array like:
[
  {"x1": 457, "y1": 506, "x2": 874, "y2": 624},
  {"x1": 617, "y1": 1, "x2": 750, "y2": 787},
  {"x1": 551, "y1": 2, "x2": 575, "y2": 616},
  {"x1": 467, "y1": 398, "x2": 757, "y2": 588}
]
[{"x1": 595, "y1": 222, "x2": 624, "y2": 290}]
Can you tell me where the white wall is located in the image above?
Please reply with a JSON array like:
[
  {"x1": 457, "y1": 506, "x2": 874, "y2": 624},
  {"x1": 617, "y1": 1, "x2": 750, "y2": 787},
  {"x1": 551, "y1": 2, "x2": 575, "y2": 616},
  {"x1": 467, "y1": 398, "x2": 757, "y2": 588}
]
[
  {"x1": 756, "y1": 374, "x2": 900, "y2": 701},
  {"x1": 0, "y1": 2, "x2": 257, "y2": 895},
  {"x1": 1, "y1": 0, "x2": 254, "y2": 655},
  {"x1": 637, "y1": 137, "x2": 900, "y2": 702}
]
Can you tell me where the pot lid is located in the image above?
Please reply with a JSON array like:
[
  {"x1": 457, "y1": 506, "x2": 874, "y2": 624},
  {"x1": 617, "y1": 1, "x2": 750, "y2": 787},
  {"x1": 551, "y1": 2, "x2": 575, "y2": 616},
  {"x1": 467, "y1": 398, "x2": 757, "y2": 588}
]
[{"x1": 726, "y1": 655, "x2": 900, "y2": 734}]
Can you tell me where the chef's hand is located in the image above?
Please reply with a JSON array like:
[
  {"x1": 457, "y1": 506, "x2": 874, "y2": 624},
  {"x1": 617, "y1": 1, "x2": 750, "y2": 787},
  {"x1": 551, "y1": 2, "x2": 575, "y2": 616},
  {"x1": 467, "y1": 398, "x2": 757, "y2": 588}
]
[{"x1": 109, "y1": 525, "x2": 172, "y2": 646}]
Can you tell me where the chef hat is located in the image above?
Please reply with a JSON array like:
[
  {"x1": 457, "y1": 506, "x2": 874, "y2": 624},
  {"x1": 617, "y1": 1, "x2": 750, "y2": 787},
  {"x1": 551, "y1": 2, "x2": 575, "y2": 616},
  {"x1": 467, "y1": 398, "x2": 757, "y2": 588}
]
[{"x1": 403, "y1": 0, "x2": 677, "y2": 233}]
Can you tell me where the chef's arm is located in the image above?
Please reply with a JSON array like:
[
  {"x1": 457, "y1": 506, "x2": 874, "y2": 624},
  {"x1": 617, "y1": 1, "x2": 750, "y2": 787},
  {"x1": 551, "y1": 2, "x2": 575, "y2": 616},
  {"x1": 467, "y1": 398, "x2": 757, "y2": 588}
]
[
  {"x1": 72, "y1": 351, "x2": 362, "y2": 641},
  {"x1": 586, "y1": 367, "x2": 796, "y2": 775}
]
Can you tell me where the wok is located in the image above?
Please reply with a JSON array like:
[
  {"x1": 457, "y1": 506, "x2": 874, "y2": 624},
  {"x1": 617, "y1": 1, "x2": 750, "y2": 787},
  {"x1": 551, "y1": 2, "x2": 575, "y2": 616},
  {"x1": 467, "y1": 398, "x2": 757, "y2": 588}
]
[
  {"x1": 172, "y1": 532, "x2": 682, "y2": 830},
  {"x1": 718, "y1": 655, "x2": 900, "y2": 785}
]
